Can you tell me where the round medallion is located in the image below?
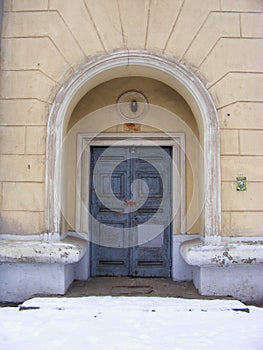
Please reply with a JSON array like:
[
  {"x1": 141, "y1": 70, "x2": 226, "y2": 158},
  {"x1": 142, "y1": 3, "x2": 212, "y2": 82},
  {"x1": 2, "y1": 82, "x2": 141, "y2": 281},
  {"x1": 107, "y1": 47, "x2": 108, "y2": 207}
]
[{"x1": 117, "y1": 91, "x2": 148, "y2": 121}]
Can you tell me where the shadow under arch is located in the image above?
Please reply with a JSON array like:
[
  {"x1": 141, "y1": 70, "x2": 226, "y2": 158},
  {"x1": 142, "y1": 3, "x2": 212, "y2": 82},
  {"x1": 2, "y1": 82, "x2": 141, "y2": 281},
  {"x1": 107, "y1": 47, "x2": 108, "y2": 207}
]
[{"x1": 45, "y1": 50, "x2": 221, "y2": 243}]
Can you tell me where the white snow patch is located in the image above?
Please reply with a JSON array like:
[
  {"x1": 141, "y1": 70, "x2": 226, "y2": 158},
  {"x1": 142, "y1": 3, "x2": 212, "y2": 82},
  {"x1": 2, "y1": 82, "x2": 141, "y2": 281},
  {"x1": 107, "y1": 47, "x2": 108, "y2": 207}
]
[{"x1": 0, "y1": 297, "x2": 263, "y2": 350}]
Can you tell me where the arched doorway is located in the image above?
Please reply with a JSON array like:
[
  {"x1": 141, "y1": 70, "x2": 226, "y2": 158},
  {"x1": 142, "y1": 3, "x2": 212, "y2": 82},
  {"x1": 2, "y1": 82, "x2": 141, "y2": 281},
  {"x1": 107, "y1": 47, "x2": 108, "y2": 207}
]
[{"x1": 45, "y1": 51, "x2": 221, "y2": 279}]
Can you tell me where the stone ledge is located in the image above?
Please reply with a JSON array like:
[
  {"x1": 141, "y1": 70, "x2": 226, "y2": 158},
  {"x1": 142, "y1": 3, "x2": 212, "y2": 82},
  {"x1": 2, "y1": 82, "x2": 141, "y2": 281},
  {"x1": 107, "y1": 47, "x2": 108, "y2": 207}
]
[
  {"x1": 180, "y1": 238, "x2": 263, "y2": 267},
  {"x1": 0, "y1": 237, "x2": 87, "y2": 264}
]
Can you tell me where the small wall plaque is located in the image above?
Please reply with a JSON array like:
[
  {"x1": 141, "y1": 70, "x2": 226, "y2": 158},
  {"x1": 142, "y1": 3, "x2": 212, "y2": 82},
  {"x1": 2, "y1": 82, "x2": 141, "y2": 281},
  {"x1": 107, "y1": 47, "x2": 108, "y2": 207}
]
[
  {"x1": 236, "y1": 176, "x2": 246, "y2": 191},
  {"x1": 124, "y1": 123, "x2": 141, "y2": 132}
]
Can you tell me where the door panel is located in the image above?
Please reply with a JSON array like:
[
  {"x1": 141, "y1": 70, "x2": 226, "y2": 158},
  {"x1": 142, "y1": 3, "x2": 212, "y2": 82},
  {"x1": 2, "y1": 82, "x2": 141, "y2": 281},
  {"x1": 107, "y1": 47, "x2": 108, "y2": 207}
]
[
  {"x1": 90, "y1": 147, "x2": 130, "y2": 276},
  {"x1": 90, "y1": 146, "x2": 172, "y2": 277}
]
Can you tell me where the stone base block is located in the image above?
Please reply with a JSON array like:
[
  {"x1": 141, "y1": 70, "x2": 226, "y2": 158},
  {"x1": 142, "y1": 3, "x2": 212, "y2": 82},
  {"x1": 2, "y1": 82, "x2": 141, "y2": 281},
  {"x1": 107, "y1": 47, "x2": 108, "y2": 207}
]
[
  {"x1": 0, "y1": 236, "x2": 89, "y2": 303},
  {"x1": 193, "y1": 265, "x2": 263, "y2": 303},
  {"x1": 0, "y1": 262, "x2": 75, "y2": 303},
  {"x1": 180, "y1": 238, "x2": 263, "y2": 302}
]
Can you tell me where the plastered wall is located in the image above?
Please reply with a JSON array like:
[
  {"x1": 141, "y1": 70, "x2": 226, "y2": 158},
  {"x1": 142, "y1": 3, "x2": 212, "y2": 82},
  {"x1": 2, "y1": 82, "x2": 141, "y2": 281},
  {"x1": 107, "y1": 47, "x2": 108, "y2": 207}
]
[{"x1": 0, "y1": 0, "x2": 262, "y2": 237}]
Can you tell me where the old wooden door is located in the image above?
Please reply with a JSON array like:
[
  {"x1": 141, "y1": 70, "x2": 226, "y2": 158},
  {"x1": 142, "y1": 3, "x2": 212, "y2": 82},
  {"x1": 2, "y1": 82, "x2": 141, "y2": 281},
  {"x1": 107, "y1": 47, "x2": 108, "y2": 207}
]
[{"x1": 90, "y1": 146, "x2": 172, "y2": 277}]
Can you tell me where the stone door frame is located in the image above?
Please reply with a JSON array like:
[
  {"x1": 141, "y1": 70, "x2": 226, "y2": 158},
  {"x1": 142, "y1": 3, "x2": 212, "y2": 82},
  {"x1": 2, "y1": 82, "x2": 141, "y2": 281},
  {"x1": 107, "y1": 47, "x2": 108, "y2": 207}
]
[{"x1": 77, "y1": 132, "x2": 185, "y2": 279}]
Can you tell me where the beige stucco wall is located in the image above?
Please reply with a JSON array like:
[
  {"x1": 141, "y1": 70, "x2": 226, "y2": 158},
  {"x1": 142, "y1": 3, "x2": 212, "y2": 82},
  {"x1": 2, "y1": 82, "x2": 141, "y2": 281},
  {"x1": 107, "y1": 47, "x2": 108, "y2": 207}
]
[{"x1": 0, "y1": 0, "x2": 262, "y2": 237}]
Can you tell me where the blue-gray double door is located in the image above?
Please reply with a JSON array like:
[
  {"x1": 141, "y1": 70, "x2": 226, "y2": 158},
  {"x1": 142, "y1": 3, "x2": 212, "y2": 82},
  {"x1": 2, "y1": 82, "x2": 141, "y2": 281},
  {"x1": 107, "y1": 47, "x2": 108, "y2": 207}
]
[{"x1": 90, "y1": 146, "x2": 172, "y2": 277}]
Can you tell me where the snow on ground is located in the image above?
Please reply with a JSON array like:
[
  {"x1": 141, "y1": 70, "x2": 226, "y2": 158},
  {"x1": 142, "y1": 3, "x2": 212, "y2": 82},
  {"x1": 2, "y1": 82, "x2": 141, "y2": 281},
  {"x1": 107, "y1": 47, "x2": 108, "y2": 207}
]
[{"x1": 0, "y1": 297, "x2": 263, "y2": 350}]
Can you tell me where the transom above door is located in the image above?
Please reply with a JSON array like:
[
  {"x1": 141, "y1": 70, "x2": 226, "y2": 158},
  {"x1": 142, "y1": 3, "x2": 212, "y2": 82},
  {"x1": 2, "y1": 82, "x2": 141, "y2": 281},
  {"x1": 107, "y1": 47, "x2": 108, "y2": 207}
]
[{"x1": 90, "y1": 146, "x2": 172, "y2": 277}]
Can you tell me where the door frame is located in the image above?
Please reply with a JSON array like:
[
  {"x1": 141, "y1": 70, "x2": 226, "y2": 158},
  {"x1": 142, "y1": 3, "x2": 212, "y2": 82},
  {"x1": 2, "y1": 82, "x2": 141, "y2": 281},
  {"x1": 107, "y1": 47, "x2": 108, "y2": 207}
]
[
  {"x1": 76, "y1": 132, "x2": 185, "y2": 235},
  {"x1": 76, "y1": 132, "x2": 185, "y2": 275}
]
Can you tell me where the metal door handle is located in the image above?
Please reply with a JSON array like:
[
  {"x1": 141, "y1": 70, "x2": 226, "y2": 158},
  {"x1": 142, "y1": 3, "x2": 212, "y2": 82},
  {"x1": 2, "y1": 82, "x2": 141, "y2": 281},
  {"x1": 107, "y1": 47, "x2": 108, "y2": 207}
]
[{"x1": 124, "y1": 200, "x2": 136, "y2": 206}]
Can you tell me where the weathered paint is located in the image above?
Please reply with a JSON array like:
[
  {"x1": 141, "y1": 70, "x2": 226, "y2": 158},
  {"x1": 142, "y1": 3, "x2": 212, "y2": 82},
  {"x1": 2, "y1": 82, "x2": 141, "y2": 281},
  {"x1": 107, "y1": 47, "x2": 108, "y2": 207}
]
[
  {"x1": 90, "y1": 146, "x2": 172, "y2": 277},
  {"x1": 180, "y1": 238, "x2": 263, "y2": 266}
]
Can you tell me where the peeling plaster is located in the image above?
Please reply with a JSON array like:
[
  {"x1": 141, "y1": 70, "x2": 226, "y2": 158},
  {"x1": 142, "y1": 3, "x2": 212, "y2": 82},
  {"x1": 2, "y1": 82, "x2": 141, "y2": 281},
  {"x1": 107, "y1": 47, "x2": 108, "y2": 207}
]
[
  {"x1": 0, "y1": 237, "x2": 87, "y2": 264},
  {"x1": 180, "y1": 238, "x2": 263, "y2": 267}
]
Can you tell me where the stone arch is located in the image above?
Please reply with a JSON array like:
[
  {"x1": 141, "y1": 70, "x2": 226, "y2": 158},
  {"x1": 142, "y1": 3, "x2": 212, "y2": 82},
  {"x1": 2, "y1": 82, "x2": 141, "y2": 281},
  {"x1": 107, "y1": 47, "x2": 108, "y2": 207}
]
[{"x1": 45, "y1": 50, "x2": 221, "y2": 243}]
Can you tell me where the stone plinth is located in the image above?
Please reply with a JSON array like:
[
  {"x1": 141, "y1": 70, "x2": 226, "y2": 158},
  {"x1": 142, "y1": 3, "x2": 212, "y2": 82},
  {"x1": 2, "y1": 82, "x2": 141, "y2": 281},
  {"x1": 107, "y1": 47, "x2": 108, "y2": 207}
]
[
  {"x1": 180, "y1": 239, "x2": 263, "y2": 302},
  {"x1": 0, "y1": 237, "x2": 89, "y2": 302}
]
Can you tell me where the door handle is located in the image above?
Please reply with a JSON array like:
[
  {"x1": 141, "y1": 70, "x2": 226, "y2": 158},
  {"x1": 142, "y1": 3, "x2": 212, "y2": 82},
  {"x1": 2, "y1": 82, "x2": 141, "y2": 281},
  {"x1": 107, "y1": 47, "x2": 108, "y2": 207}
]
[{"x1": 124, "y1": 200, "x2": 136, "y2": 206}]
